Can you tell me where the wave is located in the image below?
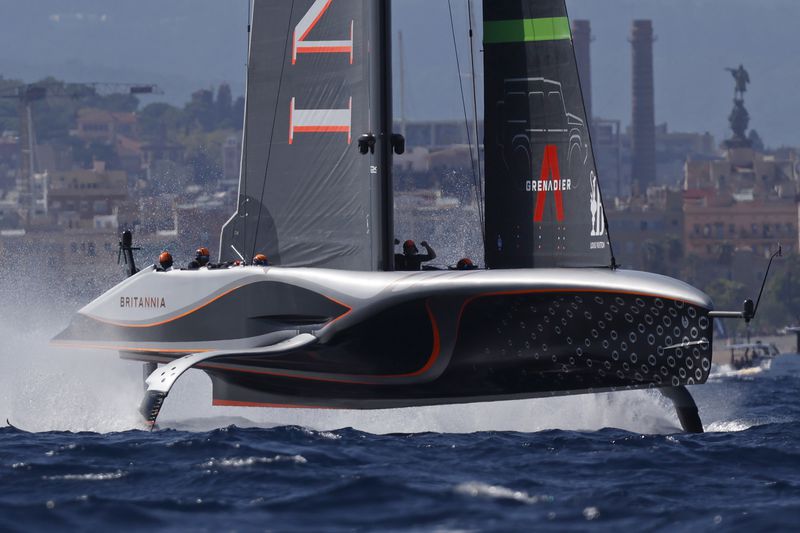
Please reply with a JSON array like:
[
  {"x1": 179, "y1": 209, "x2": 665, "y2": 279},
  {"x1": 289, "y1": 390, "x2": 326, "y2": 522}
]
[
  {"x1": 454, "y1": 481, "x2": 550, "y2": 505},
  {"x1": 200, "y1": 455, "x2": 307, "y2": 468},
  {"x1": 42, "y1": 471, "x2": 127, "y2": 482}
]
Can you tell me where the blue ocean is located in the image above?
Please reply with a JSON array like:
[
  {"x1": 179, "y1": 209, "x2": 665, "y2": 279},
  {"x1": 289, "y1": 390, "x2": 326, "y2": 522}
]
[{"x1": 1, "y1": 310, "x2": 800, "y2": 531}]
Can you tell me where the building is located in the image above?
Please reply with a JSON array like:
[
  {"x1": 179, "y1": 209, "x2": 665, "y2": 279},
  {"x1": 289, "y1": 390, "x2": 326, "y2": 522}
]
[
  {"x1": 222, "y1": 135, "x2": 242, "y2": 184},
  {"x1": 47, "y1": 162, "x2": 128, "y2": 231},
  {"x1": 607, "y1": 187, "x2": 684, "y2": 275},
  {"x1": 141, "y1": 141, "x2": 185, "y2": 173},
  {"x1": 402, "y1": 120, "x2": 482, "y2": 150},
  {"x1": 593, "y1": 119, "x2": 624, "y2": 198},
  {"x1": 682, "y1": 145, "x2": 798, "y2": 285},
  {"x1": 73, "y1": 108, "x2": 138, "y2": 143},
  {"x1": 655, "y1": 124, "x2": 716, "y2": 187},
  {"x1": 0, "y1": 131, "x2": 19, "y2": 192}
]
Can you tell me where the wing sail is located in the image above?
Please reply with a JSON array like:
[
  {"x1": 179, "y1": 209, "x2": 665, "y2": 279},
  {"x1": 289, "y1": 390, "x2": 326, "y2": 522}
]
[
  {"x1": 483, "y1": 0, "x2": 613, "y2": 268},
  {"x1": 221, "y1": 0, "x2": 389, "y2": 270}
]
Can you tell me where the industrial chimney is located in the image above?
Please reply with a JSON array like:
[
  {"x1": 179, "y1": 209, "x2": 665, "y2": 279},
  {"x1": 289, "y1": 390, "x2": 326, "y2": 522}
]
[
  {"x1": 630, "y1": 20, "x2": 656, "y2": 195},
  {"x1": 572, "y1": 20, "x2": 593, "y2": 123}
]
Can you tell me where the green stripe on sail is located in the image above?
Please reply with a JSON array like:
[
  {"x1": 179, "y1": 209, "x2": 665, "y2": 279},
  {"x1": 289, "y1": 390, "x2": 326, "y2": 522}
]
[{"x1": 484, "y1": 17, "x2": 572, "y2": 44}]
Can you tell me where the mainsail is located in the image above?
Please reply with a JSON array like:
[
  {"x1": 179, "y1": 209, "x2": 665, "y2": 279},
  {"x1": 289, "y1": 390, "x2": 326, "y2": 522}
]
[
  {"x1": 220, "y1": 0, "x2": 393, "y2": 270},
  {"x1": 483, "y1": 0, "x2": 613, "y2": 269}
]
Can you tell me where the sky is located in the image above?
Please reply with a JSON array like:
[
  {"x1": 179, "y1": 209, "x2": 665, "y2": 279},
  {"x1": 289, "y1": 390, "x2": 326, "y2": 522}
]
[{"x1": 0, "y1": 0, "x2": 798, "y2": 146}]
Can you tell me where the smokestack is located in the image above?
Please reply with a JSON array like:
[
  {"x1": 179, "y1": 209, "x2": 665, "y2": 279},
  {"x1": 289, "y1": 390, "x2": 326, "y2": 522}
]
[
  {"x1": 572, "y1": 20, "x2": 593, "y2": 122},
  {"x1": 630, "y1": 20, "x2": 656, "y2": 195}
]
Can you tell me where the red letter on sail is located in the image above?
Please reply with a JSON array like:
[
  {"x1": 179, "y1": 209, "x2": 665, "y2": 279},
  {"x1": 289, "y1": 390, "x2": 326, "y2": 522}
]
[
  {"x1": 533, "y1": 145, "x2": 565, "y2": 223},
  {"x1": 289, "y1": 96, "x2": 352, "y2": 144},
  {"x1": 293, "y1": 0, "x2": 354, "y2": 65}
]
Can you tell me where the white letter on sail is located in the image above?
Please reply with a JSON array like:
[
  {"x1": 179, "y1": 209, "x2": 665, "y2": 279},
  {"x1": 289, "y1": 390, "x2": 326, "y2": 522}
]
[
  {"x1": 289, "y1": 96, "x2": 352, "y2": 145},
  {"x1": 293, "y1": 0, "x2": 354, "y2": 65},
  {"x1": 590, "y1": 171, "x2": 605, "y2": 237}
]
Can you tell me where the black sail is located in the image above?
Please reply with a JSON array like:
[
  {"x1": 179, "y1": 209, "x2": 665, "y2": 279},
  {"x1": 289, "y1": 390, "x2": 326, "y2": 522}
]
[
  {"x1": 483, "y1": 0, "x2": 612, "y2": 269},
  {"x1": 220, "y1": 0, "x2": 391, "y2": 270}
]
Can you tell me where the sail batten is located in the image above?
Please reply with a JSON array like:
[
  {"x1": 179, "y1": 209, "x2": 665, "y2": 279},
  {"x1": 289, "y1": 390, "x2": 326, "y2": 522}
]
[{"x1": 483, "y1": 0, "x2": 613, "y2": 269}]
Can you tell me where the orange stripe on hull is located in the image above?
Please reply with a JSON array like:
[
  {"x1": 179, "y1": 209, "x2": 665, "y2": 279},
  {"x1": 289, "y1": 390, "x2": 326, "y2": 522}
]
[
  {"x1": 212, "y1": 399, "x2": 335, "y2": 410},
  {"x1": 81, "y1": 287, "x2": 352, "y2": 330},
  {"x1": 200, "y1": 298, "x2": 441, "y2": 384},
  {"x1": 89, "y1": 287, "x2": 244, "y2": 329}
]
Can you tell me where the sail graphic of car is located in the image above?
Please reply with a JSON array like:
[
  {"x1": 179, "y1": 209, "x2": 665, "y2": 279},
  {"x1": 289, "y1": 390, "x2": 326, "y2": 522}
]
[{"x1": 495, "y1": 77, "x2": 589, "y2": 184}]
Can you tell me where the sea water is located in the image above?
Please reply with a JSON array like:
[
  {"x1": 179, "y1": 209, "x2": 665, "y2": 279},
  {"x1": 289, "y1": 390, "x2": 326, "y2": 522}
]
[{"x1": 1, "y1": 284, "x2": 799, "y2": 530}]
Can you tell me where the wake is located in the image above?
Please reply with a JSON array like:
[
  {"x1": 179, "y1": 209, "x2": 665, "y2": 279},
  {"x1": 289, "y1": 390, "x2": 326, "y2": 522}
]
[{"x1": 0, "y1": 317, "x2": 687, "y2": 435}]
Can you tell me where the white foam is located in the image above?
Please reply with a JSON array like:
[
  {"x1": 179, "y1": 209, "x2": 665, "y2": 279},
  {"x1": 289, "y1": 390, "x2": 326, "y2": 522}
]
[
  {"x1": 201, "y1": 455, "x2": 307, "y2": 468},
  {"x1": 583, "y1": 506, "x2": 601, "y2": 521},
  {"x1": 705, "y1": 420, "x2": 755, "y2": 432},
  {"x1": 43, "y1": 470, "x2": 127, "y2": 481},
  {"x1": 160, "y1": 380, "x2": 683, "y2": 435},
  {"x1": 0, "y1": 318, "x2": 685, "y2": 435},
  {"x1": 710, "y1": 362, "x2": 770, "y2": 380},
  {"x1": 454, "y1": 481, "x2": 550, "y2": 505}
]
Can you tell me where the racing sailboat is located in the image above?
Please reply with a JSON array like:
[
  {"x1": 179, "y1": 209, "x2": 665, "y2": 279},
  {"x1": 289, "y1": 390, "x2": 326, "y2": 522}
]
[{"x1": 55, "y1": 0, "x2": 723, "y2": 432}]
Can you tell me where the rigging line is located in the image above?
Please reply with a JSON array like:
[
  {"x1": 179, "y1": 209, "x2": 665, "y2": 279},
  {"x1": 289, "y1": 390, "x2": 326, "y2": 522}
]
[
  {"x1": 465, "y1": 0, "x2": 485, "y2": 244},
  {"x1": 448, "y1": 0, "x2": 486, "y2": 250},
  {"x1": 242, "y1": 0, "x2": 251, "y2": 262},
  {"x1": 250, "y1": 0, "x2": 296, "y2": 261},
  {"x1": 563, "y1": 1, "x2": 618, "y2": 269}
]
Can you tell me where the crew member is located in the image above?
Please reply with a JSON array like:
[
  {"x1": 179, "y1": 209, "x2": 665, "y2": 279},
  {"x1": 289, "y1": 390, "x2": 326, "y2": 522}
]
[
  {"x1": 157, "y1": 251, "x2": 174, "y2": 271},
  {"x1": 395, "y1": 239, "x2": 436, "y2": 271},
  {"x1": 187, "y1": 247, "x2": 211, "y2": 270},
  {"x1": 455, "y1": 257, "x2": 478, "y2": 271},
  {"x1": 252, "y1": 253, "x2": 269, "y2": 266}
]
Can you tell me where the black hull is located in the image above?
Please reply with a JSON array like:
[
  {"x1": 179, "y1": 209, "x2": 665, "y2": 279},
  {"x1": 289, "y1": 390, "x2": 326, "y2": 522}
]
[
  {"x1": 202, "y1": 291, "x2": 712, "y2": 409},
  {"x1": 54, "y1": 266, "x2": 714, "y2": 431}
]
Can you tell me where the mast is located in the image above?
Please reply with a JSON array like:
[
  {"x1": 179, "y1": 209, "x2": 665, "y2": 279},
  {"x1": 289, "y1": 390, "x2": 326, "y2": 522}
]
[
  {"x1": 398, "y1": 30, "x2": 406, "y2": 138},
  {"x1": 374, "y1": 0, "x2": 394, "y2": 271}
]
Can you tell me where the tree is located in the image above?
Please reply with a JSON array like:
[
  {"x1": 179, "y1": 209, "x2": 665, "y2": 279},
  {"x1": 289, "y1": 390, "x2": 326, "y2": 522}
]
[
  {"x1": 232, "y1": 96, "x2": 245, "y2": 129},
  {"x1": 178, "y1": 128, "x2": 234, "y2": 185},
  {"x1": 139, "y1": 102, "x2": 185, "y2": 142},
  {"x1": 0, "y1": 77, "x2": 23, "y2": 132},
  {"x1": 184, "y1": 89, "x2": 216, "y2": 132},
  {"x1": 704, "y1": 278, "x2": 749, "y2": 315},
  {"x1": 215, "y1": 83, "x2": 233, "y2": 127}
]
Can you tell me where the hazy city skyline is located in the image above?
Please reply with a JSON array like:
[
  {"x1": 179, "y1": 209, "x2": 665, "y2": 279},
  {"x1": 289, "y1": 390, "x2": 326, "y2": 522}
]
[{"x1": 0, "y1": 0, "x2": 798, "y2": 146}]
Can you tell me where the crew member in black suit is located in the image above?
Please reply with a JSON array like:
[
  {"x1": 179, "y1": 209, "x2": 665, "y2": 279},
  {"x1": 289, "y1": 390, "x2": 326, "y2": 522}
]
[
  {"x1": 187, "y1": 247, "x2": 211, "y2": 270},
  {"x1": 395, "y1": 239, "x2": 436, "y2": 271},
  {"x1": 157, "y1": 251, "x2": 174, "y2": 272}
]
